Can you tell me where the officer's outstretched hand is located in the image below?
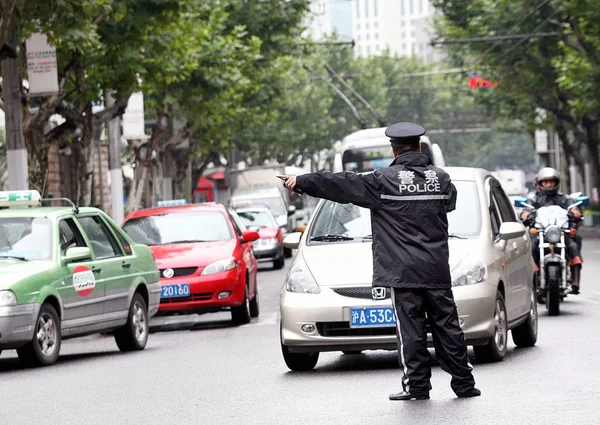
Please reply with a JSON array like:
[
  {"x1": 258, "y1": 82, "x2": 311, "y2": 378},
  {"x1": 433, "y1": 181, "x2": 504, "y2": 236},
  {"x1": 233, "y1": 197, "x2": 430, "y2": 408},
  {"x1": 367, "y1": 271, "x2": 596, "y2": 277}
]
[{"x1": 278, "y1": 175, "x2": 297, "y2": 191}]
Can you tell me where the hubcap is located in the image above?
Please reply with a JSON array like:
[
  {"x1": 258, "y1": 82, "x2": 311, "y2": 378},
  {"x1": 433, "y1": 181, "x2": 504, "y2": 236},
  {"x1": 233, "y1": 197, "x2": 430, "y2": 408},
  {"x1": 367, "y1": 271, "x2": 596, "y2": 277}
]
[
  {"x1": 132, "y1": 302, "x2": 147, "y2": 342},
  {"x1": 494, "y1": 299, "x2": 507, "y2": 352},
  {"x1": 36, "y1": 313, "x2": 57, "y2": 357}
]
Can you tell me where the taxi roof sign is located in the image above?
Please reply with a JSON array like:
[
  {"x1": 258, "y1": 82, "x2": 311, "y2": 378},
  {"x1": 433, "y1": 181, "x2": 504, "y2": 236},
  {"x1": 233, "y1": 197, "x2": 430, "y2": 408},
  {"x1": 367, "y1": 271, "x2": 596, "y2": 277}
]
[
  {"x1": 0, "y1": 190, "x2": 42, "y2": 207},
  {"x1": 157, "y1": 199, "x2": 188, "y2": 207}
]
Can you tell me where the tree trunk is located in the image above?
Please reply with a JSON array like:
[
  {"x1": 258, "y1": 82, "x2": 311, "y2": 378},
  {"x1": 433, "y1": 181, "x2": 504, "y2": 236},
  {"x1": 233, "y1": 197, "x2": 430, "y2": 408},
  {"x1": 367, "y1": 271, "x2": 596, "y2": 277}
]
[
  {"x1": 582, "y1": 118, "x2": 600, "y2": 195},
  {"x1": 172, "y1": 148, "x2": 190, "y2": 200},
  {"x1": 126, "y1": 164, "x2": 149, "y2": 213},
  {"x1": 23, "y1": 124, "x2": 49, "y2": 192}
]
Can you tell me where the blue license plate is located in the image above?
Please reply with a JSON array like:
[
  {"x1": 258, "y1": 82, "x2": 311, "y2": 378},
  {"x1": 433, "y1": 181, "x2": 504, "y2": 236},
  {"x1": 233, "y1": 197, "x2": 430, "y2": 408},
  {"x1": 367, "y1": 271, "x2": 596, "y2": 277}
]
[
  {"x1": 350, "y1": 307, "x2": 396, "y2": 328},
  {"x1": 161, "y1": 284, "x2": 190, "y2": 298}
]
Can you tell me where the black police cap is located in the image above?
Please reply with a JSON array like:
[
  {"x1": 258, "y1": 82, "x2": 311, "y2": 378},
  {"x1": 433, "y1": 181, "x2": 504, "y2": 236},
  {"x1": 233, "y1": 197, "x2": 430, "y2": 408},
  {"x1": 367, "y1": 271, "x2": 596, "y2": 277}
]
[{"x1": 385, "y1": 122, "x2": 426, "y2": 144}]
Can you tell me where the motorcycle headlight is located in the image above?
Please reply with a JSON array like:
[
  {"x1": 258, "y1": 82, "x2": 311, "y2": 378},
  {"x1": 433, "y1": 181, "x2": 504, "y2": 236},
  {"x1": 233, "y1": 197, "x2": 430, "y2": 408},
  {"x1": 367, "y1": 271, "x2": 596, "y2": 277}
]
[
  {"x1": 201, "y1": 258, "x2": 238, "y2": 275},
  {"x1": 451, "y1": 260, "x2": 486, "y2": 287},
  {"x1": 0, "y1": 290, "x2": 17, "y2": 307},
  {"x1": 286, "y1": 261, "x2": 320, "y2": 294},
  {"x1": 544, "y1": 226, "x2": 561, "y2": 244}
]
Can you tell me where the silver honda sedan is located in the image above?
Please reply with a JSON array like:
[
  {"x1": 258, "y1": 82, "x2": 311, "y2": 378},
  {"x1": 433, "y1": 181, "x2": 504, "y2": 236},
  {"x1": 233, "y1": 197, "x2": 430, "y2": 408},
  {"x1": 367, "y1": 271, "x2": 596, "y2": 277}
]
[{"x1": 280, "y1": 167, "x2": 538, "y2": 371}]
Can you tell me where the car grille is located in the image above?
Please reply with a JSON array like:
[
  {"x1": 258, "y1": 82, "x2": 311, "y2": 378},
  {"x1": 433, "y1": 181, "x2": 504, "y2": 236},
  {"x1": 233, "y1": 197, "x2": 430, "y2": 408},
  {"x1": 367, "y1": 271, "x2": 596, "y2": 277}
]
[
  {"x1": 316, "y1": 322, "x2": 396, "y2": 337},
  {"x1": 160, "y1": 293, "x2": 213, "y2": 304},
  {"x1": 333, "y1": 287, "x2": 391, "y2": 300},
  {"x1": 159, "y1": 267, "x2": 198, "y2": 278}
]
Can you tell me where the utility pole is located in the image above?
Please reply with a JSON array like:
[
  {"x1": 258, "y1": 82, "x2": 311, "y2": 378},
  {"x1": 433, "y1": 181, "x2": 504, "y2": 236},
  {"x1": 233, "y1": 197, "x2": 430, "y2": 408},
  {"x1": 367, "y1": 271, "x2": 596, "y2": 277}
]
[
  {"x1": 106, "y1": 91, "x2": 124, "y2": 224},
  {"x1": 2, "y1": 20, "x2": 28, "y2": 190}
]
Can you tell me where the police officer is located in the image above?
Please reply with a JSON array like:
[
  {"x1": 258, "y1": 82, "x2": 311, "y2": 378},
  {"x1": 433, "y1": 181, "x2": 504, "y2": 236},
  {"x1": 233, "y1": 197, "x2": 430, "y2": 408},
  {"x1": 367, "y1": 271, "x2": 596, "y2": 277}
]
[
  {"x1": 279, "y1": 122, "x2": 480, "y2": 401},
  {"x1": 520, "y1": 167, "x2": 583, "y2": 294}
]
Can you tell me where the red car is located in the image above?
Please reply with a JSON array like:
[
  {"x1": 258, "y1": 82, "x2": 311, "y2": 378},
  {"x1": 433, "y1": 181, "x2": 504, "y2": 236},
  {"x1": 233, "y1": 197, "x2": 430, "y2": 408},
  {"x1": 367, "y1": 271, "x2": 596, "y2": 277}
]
[
  {"x1": 121, "y1": 203, "x2": 260, "y2": 325},
  {"x1": 234, "y1": 206, "x2": 285, "y2": 270}
]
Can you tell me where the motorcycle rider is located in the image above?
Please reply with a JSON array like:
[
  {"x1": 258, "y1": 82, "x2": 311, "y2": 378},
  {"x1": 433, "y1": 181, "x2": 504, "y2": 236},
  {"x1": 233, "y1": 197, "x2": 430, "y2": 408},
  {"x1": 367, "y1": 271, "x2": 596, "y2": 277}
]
[{"x1": 520, "y1": 168, "x2": 583, "y2": 294}]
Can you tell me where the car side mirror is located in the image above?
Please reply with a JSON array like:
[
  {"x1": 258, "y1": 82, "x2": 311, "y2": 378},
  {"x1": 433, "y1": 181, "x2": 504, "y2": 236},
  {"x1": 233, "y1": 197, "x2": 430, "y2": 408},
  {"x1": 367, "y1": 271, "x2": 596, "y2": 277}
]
[
  {"x1": 499, "y1": 222, "x2": 526, "y2": 240},
  {"x1": 287, "y1": 205, "x2": 296, "y2": 216},
  {"x1": 242, "y1": 230, "x2": 260, "y2": 243},
  {"x1": 283, "y1": 232, "x2": 302, "y2": 250},
  {"x1": 63, "y1": 247, "x2": 92, "y2": 264}
]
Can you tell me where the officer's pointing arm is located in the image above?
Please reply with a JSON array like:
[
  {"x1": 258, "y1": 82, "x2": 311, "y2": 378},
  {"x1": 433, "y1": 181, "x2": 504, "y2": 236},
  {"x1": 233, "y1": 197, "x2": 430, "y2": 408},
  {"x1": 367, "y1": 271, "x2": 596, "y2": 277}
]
[{"x1": 296, "y1": 171, "x2": 381, "y2": 210}]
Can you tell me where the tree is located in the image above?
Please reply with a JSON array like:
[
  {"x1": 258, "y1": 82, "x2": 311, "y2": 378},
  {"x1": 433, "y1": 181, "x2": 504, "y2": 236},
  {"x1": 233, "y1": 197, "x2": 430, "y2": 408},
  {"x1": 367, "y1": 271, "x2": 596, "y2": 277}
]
[{"x1": 432, "y1": 0, "x2": 600, "y2": 190}]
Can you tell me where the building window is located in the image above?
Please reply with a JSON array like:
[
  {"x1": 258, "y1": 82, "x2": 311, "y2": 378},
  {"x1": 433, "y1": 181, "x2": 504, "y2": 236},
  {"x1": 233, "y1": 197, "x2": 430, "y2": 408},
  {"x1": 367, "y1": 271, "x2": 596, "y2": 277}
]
[
  {"x1": 357, "y1": 35, "x2": 362, "y2": 41},
  {"x1": 356, "y1": 0, "x2": 360, "y2": 18},
  {"x1": 401, "y1": 31, "x2": 405, "y2": 39},
  {"x1": 402, "y1": 43, "x2": 406, "y2": 50},
  {"x1": 374, "y1": 0, "x2": 378, "y2": 17},
  {"x1": 374, "y1": 21, "x2": 379, "y2": 29},
  {"x1": 367, "y1": 45, "x2": 371, "y2": 54},
  {"x1": 366, "y1": 33, "x2": 370, "y2": 41},
  {"x1": 357, "y1": 23, "x2": 361, "y2": 30},
  {"x1": 410, "y1": 0, "x2": 414, "y2": 14},
  {"x1": 365, "y1": 0, "x2": 369, "y2": 17},
  {"x1": 401, "y1": 0, "x2": 404, "y2": 15},
  {"x1": 376, "y1": 45, "x2": 380, "y2": 51},
  {"x1": 375, "y1": 33, "x2": 379, "y2": 40},
  {"x1": 366, "y1": 22, "x2": 369, "y2": 29}
]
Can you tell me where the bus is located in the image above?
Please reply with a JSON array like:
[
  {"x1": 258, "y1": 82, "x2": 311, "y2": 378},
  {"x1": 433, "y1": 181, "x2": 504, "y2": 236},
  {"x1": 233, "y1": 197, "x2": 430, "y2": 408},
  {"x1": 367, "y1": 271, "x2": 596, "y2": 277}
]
[{"x1": 323, "y1": 127, "x2": 446, "y2": 173}]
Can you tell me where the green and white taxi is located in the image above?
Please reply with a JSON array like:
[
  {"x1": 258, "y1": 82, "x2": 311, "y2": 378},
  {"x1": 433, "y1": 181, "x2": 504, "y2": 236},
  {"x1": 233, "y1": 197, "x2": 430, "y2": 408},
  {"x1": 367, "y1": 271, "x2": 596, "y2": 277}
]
[{"x1": 0, "y1": 190, "x2": 161, "y2": 367}]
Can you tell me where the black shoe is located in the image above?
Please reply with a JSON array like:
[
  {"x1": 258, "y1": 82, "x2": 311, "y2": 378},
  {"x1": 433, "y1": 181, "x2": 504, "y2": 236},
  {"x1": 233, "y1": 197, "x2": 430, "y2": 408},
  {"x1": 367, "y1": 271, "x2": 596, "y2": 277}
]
[
  {"x1": 389, "y1": 391, "x2": 430, "y2": 401},
  {"x1": 457, "y1": 388, "x2": 481, "y2": 398},
  {"x1": 570, "y1": 286, "x2": 580, "y2": 295}
]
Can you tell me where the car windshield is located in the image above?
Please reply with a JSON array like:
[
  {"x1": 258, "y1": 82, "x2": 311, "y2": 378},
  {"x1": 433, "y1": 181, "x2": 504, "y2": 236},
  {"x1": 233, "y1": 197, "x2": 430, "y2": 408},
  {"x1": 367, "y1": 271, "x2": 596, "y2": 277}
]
[
  {"x1": 236, "y1": 210, "x2": 277, "y2": 229},
  {"x1": 122, "y1": 211, "x2": 232, "y2": 245},
  {"x1": 0, "y1": 217, "x2": 53, "y2": 260},
  {"x1": 231, "y1": 196, "x2": 286, "y2": 217},
  {"x1": 308, "y1": 180, "x2": 481, "y2": 239}
]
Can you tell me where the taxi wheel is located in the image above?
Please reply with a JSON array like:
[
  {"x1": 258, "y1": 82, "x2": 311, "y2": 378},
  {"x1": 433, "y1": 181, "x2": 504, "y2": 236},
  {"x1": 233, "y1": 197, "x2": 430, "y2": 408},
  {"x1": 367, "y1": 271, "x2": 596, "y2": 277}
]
[
  {"x1": 281, "y1": 344, "x2": 319, "y2": 371},
  {"x1": 232, "y1": 283, "x2": 251, "y2": 325},
  {"x1": 249, "y1": 286, "x2": 260, "y2": 318},
  {"x1": 512, "y1": 278, "x2": 538, "y2": 348},
  {"x1": 473, "y1": 291, "x2": 508, "y2": 363},
  {"x1": 273, "y1": 256, "x2": 285, "y2": 270},
  {"x1": 17, "y1": 303, "x2": 61, "y2": 367},
  {"x1": 284, "y1": 248, "x2": 292, "y2": 258},
  {"x1": 115, "y1": 293, "x2": 149, "y2": 352}
]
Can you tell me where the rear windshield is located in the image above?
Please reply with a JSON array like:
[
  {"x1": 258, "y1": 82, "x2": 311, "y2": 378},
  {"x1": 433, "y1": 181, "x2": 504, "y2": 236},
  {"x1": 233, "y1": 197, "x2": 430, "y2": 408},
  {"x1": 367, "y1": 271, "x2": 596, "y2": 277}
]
[
  {"x1": 0, "y1": 217, "x2": 53, "y2": 260},
  {"x1": 122, "y1": 212, "x2": 232, "y2": 245},
  {"x1": 236, "y1": 210, "x2": 277, "y2": 229}
]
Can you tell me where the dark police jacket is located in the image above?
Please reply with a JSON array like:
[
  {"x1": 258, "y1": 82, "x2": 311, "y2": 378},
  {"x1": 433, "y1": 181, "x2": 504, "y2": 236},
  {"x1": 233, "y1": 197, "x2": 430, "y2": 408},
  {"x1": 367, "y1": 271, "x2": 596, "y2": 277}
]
[
  {"x1": 529, "y1": 192, "x2": 571, "y2": 210},
  {"x1": 296, "y1": 152, "x2": 457, "y2": 289}
]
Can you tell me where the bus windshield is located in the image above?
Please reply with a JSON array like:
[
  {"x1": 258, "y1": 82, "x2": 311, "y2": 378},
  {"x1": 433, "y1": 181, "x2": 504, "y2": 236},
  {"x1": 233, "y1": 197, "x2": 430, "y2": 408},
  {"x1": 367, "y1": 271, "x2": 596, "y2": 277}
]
[{"x1": 342, "y1": 146, "x2": 394, "y2": 172}]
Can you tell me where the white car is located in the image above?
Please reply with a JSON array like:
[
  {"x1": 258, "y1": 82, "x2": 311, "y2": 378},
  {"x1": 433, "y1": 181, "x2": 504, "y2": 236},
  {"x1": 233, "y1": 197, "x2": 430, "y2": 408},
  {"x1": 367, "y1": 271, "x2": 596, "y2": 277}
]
[{"x1": 280, "y1": 167, "x2": 537, "y2": 371}]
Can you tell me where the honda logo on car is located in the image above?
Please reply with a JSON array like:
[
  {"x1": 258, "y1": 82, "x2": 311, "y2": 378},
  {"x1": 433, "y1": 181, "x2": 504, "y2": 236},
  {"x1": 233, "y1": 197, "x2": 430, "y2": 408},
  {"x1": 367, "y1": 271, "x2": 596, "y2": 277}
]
[
  {"x1": 372, "y1": 287, "x2": 387, "y2": 300},
  {"x1": 73, "y1": 265, "x2": 96, "y2": 297}
]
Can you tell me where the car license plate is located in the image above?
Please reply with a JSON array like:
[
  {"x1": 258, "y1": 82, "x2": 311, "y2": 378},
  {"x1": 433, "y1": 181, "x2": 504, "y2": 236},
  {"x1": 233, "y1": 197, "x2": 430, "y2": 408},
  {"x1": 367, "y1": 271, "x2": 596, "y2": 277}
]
[
  {"x1": 349, "y1": 307, "x2": 396, "y2": 328},
  {"x1": 161, "y1": 284, "x2": 190, "y2": 298}
]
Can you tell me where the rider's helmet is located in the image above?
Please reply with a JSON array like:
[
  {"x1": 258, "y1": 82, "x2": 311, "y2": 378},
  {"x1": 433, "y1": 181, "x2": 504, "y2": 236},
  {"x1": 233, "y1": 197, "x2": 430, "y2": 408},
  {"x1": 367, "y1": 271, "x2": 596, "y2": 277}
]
[{"x1": 536, "y1": 167, "x2": 560, "y2": 196}]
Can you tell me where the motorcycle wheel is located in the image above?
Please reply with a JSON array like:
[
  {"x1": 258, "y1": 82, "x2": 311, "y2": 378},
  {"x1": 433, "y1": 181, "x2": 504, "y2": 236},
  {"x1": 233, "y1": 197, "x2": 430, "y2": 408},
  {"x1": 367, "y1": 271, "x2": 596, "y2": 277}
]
[{"x1": 546, "y1": 264, "x2": 561, "y2": 316}]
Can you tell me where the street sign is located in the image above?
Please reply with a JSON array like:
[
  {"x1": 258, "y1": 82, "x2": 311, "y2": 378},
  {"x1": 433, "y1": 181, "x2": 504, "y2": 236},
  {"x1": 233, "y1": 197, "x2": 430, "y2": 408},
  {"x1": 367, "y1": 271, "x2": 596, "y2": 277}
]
[
  {"x1": 25, "y1": 33, "x2": 59, "y2": 96},
  {"x1": 468, "y1": 77, "x2": 498, "y2": 88}
]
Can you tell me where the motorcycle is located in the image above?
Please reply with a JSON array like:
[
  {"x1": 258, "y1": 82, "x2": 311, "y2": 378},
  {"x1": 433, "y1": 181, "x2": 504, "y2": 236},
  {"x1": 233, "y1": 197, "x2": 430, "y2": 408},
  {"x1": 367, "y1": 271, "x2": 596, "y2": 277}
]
[{"x1": 514, "y1": 194, "x2": 589, "y2": 316}]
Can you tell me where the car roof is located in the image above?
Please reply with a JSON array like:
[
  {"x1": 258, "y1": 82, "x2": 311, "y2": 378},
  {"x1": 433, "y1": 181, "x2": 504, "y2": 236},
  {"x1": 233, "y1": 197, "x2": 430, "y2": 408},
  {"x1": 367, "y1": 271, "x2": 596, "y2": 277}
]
[
  {"x1": 125, "y1": 203, "x2": 226, "y2": 220},
  {"x1": 0, "y1": 206, "x2": 101, "y2": 219},
  {"x1": 235, "y1": 206, "x2": 272, "y2": 213},
  {"x1": 444, "y1": 167, "x2": 491, "y2": 182}
]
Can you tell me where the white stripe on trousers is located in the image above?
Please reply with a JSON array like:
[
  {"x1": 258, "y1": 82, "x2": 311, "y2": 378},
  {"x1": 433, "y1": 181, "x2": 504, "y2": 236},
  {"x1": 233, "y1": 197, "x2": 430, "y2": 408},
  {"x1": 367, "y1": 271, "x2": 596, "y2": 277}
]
[{"x1": 391, "y1": 288, "x2": 410, "y2": 393}]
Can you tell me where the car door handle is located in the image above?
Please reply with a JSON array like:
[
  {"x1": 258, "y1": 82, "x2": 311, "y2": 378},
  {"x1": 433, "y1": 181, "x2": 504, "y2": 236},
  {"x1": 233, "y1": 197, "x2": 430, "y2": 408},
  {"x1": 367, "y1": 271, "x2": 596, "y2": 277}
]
[
  {"x1": 122, "y1": 262, "x2": 131, "y2": 269},
  {"x1": 92, "y1": 268, "x2": 101, "y2": 274}
]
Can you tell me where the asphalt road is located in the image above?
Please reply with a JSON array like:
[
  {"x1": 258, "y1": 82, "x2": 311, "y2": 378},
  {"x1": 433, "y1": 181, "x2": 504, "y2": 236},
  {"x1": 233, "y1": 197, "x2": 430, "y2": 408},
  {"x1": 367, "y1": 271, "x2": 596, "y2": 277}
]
[{"x1": 2, "y1": 240, "x2": 600, "y2": 425}]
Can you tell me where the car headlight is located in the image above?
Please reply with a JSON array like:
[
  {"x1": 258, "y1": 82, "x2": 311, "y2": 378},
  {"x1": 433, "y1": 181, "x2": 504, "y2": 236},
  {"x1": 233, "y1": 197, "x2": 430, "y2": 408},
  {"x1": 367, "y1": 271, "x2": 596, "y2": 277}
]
[
  {"x1": 201, "y1": 258, "x2": 238, "y2": 275},
  {"x1": 451, "y1": 259, "x2": 486, "y2": 287},
  {"x1": 0, "y1": 290, "x2": 17, "y2": 306},
  {"x1": 544, "y1": 226, "x2": 561, "y2": 244},
  {"x1": 286, "y1": 261, "x2": 320, "y2": 294}
]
